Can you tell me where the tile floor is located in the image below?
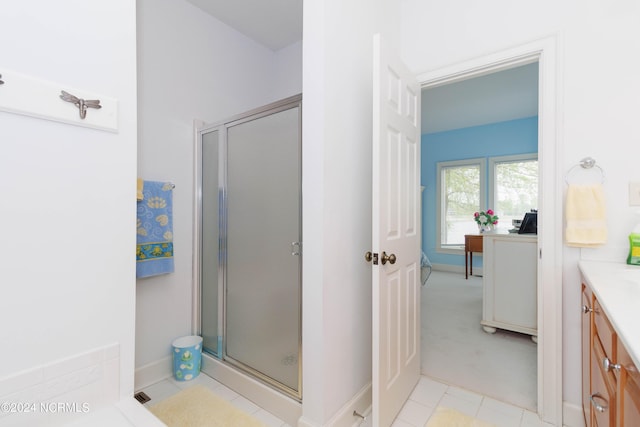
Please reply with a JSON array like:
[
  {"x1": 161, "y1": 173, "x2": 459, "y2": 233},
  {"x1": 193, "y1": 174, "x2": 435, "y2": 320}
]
[
  {"x1": 138, "y1": 373, "x2": 555, "y2": 427},
  {"x1": 387, "y1": 376, "x2": 553, "y2": 427},
  {"x1": 138, "y1": 373, "x2": 291, "y2": 427}
]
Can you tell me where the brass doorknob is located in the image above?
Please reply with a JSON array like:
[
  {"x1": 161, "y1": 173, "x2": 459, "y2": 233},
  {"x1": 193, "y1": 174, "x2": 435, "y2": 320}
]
[
  {"x1": 365, "y1": 251, "x2": 373, "y2": 262},
  {"x1": 381, "y1": 251, "x2": 396, "y2": 265}
]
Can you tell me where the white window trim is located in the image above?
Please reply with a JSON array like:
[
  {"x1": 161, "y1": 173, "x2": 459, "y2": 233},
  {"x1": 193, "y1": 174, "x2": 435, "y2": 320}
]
[
  {"x1": 488, "y1": 153, "x2": 538, "y2": 210},
  {"x1": 436, "y1": 157, "x2": 486, "y2": 254}
]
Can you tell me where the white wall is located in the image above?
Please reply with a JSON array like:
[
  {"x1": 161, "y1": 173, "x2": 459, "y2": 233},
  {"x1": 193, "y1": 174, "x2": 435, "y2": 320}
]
[
  {"x1": 136, "y1": 0, "x2": 302, "y2": 371},
  {"x1": 0, "y1": 0, "x2": 137, "y2": 398},
  {"x1": 273, "y1": 41, "x2": 304, "y2": 97},
  {"x1": 302, "y1": 0, "x2": 401, "y2": 424},
  {"x1": 401, "y1": 0, "x2": 640, "y2": 411}
]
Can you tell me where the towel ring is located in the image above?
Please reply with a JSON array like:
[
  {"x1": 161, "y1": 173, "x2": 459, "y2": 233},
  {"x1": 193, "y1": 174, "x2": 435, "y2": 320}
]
[{"x1": 564, "y1": 157, "x2": 605, "y2": 184}]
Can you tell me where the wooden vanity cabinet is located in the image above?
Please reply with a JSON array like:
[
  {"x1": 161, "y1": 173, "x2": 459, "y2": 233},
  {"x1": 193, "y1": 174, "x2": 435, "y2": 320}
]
[
  {"x1": 617, "y1": 340, "x2": 640, "y2": 426},
  {"x1": 585, "y1": 289, "x2": 617, "y2": 427},
  {"x1": 592, "y1": 335, "x2": 616, "y2": 426},
  {"x1": 582, "y1": 279, "x2": 640, "y2": 427},
  {"x1": 582, "y1": 284, "x2": 593, "y2": 426}
]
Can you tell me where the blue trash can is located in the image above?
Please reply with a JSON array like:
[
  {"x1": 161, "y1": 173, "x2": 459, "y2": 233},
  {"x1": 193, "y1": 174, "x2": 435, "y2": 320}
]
[{"x1": 172, "y1": 335, "x2": 202, "y2": 381}]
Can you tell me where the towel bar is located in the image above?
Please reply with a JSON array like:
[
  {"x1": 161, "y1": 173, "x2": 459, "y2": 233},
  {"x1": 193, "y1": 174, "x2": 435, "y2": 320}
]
[{"x1": 565, "y1": 156, "x2": 605, "y2": 184}]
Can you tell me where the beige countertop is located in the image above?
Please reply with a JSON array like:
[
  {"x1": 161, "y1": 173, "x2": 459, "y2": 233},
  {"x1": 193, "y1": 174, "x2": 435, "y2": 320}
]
[{"x1": 579, "y1": 260, "x2": 640, "y2": 368}]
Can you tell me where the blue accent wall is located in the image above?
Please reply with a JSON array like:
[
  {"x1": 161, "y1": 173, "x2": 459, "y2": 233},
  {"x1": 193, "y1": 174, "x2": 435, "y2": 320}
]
[{"x1": 421, "y1": 116, "x2": 538, "y2": 268}]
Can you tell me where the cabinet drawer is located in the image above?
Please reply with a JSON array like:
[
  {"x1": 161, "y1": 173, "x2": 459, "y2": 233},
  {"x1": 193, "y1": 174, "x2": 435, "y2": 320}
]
[
  {"x1": 592, "y1": 336, "x2": 616, "y2": 427},
  {"x1": 594, "y1": 297, "x2": 616, "y2": 361}
]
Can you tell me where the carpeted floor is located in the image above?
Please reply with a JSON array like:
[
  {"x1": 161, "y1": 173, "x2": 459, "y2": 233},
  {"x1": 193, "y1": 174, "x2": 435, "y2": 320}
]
[
  {"x1": 421, "y1": 271, "x2": 537, "y2": 410},
  {"x1": 149, "y1": 385, "x2": 267, "y2": 427}
]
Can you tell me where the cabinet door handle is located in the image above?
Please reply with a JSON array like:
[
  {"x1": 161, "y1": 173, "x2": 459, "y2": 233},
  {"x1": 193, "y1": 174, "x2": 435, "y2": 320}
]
[
  {"x1": 603, "y1": 357, "x2": 621, "y2": 372},
  {"x1": 581, "y1": 305, "x2": 593, "y2": 314},
  {"x1": 590, "y1": 393, "x2": 608, "y2": 413}
]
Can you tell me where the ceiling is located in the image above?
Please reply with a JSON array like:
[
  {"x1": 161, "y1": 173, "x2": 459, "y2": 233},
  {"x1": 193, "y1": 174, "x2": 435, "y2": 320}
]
[
  {"x1": 183, "y1": 2, "x2": 538, "y2": 133},
  {"x1": 421, "y1": 63, "x2": 539, "y2": 134},
  {"x1": 185, "y1": 0, "x2": 302, "y2": 51}
]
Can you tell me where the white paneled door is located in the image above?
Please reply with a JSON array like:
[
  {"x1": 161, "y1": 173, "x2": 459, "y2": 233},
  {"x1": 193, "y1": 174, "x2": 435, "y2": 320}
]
[{"x1": 371, "y1": 34, "x2": 421, "y2": 427}]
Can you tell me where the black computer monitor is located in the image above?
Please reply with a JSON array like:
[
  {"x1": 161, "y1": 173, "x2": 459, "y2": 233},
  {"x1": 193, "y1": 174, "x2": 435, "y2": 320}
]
[{"x1": 518, "y1": 212, "x2": 537, "y2": 234}]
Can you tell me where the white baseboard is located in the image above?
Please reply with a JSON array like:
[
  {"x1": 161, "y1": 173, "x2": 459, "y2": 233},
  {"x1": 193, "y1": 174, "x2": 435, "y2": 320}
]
[
  {"x1": 298, "y1": 382, "x2": 371, "y2": 427},
  {"x1": 328, "y1": 382, "x2": 371, "y2": 427},
  {"x1": 431, "y1": 263, "x2": 483, "y2": 277},
  {"x1": 134, "y1": 356, "x2": 172, "y2": 391},
  {"x1": 431, "y1": 263, "x2": 460, "y2": 273},
  {"x1": 563, "y1": 401, "x2": 585, "y2": 427}
]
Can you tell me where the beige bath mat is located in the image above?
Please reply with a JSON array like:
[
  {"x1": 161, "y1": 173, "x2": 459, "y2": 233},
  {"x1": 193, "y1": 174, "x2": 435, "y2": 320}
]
[
  {"x1": 425, "y1": 406, "x2": 496, "y2": 427},
  {"x1": 149, "y1": 385, "x2": 267, "y2": 427}
]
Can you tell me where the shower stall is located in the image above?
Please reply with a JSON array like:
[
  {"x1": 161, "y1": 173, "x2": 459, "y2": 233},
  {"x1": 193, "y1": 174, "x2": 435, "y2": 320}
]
[{"x1": 194, "y1": 95, "x2": 302, "y2": 417}]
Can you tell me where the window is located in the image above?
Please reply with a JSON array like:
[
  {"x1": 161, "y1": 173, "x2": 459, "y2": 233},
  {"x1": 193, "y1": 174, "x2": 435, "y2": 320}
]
[
  {"x1": 435, "y1": 154, "x2": 538, "y2": 252},
  {"x1": 489, "y1": 154, "x2": 538, "y2": 228},
  {"x1": 436, "y1": 158, "x2": 485, "y2": 251}
]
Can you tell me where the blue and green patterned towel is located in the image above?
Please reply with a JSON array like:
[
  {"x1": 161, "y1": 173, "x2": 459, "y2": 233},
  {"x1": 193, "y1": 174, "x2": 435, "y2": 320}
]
[{"x1": 136, "y1": 180, "x2": 174, "y2": 278}]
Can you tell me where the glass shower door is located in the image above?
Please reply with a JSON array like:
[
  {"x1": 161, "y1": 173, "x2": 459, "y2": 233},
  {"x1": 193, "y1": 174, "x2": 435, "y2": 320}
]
[
  {"x1": 200, "y1": 129, "x2": 221, "y2": 355},
  {"x1": 225, "y1": 105, "x2": 301, "y2": 395}
]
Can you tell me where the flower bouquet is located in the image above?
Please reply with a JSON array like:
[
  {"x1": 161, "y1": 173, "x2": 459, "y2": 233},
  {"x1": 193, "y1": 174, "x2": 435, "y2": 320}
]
[{"x1": 474, "y1": 209, "x2": 499, "y2": 232}]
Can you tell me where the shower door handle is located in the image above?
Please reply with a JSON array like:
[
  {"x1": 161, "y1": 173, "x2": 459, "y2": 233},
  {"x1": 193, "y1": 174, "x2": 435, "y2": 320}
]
[{"x1": 291, "y1": 242, "x2": 302, "y2": 256}]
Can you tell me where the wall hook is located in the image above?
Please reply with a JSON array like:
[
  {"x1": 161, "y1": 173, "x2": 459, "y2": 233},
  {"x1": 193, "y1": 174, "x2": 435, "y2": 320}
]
[
  {"x1": 60, "y1": 90, "x2": 101, "y2": 119},
  {"x1": 0, "y1": 74, "x2": 4, "y2": 85}
]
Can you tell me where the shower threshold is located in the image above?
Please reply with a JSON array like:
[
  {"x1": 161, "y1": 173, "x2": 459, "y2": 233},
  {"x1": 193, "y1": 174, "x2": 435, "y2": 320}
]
[{"x1": 200, "y1": 353, "x2": 301, "y2": 426}]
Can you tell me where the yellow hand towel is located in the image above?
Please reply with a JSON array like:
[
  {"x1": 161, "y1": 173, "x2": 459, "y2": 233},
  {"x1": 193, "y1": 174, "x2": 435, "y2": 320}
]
[
  {"x1": 565, "y1": 184, "x2": 607, "y2": 247},
  {"x1": 137, "y1": 177, "x2": 144, "y2": 201}
]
